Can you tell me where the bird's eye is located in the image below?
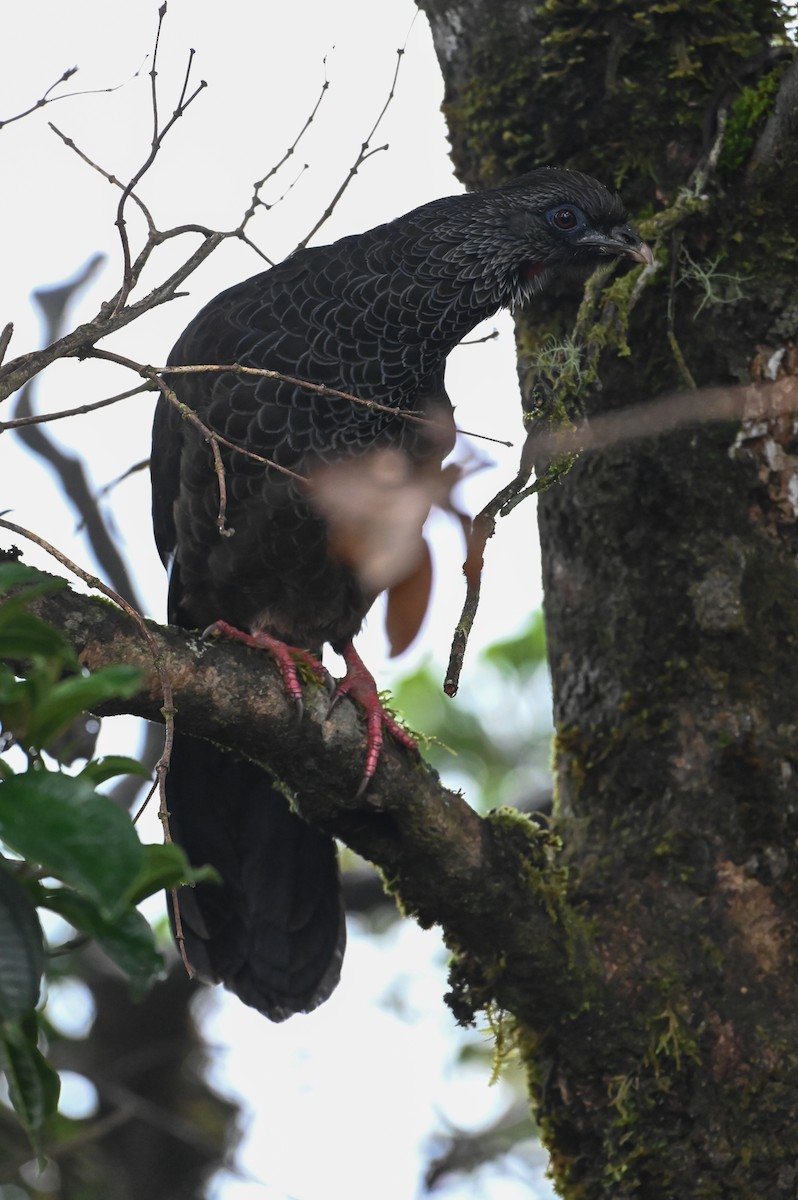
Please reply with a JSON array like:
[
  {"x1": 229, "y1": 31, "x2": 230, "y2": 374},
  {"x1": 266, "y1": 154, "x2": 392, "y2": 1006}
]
[{"x1": 549, "y1": 207, "x2": 580, "y2": 231}]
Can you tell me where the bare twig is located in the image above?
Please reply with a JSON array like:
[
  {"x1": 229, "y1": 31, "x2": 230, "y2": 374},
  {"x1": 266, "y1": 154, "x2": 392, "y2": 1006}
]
[
  {"x1": 532, "y1": 376, "x2": 798, "y2": 461},
  {"x1": 84, "y1": 346, "x2": 306, "y2": 535},
  {"x1": 0, "y1": 229, "x2": 225, "y2": 401},
  {"x1": 0, "y1": 66, "x2": 78, "y2": 129},
  {"x1": 154, "y1": 360, "x2": 431, "y2": 424},
  {"x1": 456, "y1": 428, "x2": 513, "y2": 448},
  {"x1": 5, "y1": 60, "x2": 334, "y2": 402},
  {"x1": 0, "y1": 58, "x2": 147, "y2": 132},
  {"x1": 68, "y1": 348, "x2": 513, "y2": 528},
  {"x1": 294, "y1": 42, "x2": 408, "y2": 251},
  {"x1": 11, "y1": 261, "x2": 139, "y2": 605},
  {"x1": 0, "y1": 25, "x2": 411, "y2": 412},
  {"x1": 113, "y1": 5, "x2": 208, "y2": 313},
  {"x1": 0, "y1": 324, "x2": 12, "y2": 367},
  {"x1": 94, "y1": 459, "x2": 150, "y2": 504},
  {"x1": 461, "y1": 328, "x2": 500, "y2": 346},
  {"x1": 667, "y1": 236, "x2": 698, "y2": 390},
  {"x1": 50, "y1": 122, "x2": 224, "y2": 253},
  {"x1": 8, "y1": 261, "x2": 163, "y2": 814},
  {"x1": 238, "y1": 59, "x2": 331, "y2": 228},
  {"x1": 443, "y1": 458, "x2": 534, "y2": 698},
  {"x1": 49, "y1": 122, "x2": 156, "y2": 230},
  {"x1": 0, "y1": 382, "x2": 152, "y2": 433}
]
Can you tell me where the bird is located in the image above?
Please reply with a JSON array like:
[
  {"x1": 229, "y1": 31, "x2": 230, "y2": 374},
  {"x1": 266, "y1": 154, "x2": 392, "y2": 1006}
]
[{"x1": 150, "y1": 167, "x2": 651, "y2": 1020}]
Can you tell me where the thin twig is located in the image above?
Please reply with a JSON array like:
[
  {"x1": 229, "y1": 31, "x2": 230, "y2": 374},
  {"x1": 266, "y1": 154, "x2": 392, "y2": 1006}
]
[
  {"x1": 94, "y1": 459, "x2": 150, "y2": 503},
  {"x1": 49, "y1": 122, "x2": 155, "y2": 230},
  {"x1": 534, "y1": 376, "x2": 798, "y2": 460},
  {"x1": 667, "y1": 234, "x2": 697, "y2": 390},
  {"x1": 0, "y1": 382, "x2": 152, "y2": 433},
  {"x1": 113, "y1": 6, "x2": 208, "y2": 314},
  {"x1": 0, "y1": 66, "x2": 78, "y2": 129},
  {"x1": 0, "y1": 229, "x2": 225, "y2": 401},
  {"x1": 83, "y1": 346, "x2": 306, "y2": 536},
  {"x1": 238, "y1": 60, "x2": 331, "y2": 229},
  {"x1": 158, "y1": 360, "x2": 431, "y2": 424},
  {"x1": 0, "y1": 58, "x2": 147, "y2": 132},
  {"x1": 443, "y1": 460, "x2": 533, "y2": 697},
  {"x1": 294, "y1": 41, "x2": 408, "y2": 251},
  {"x1": 461, "y1": 329, "x2": 500, "y2": 346},
  {"x1": 131, "y1": 778, "x2": 160, "y2": 825},
  {"x1": 13, "y1": 258, "x2": 138, "y2": 604},
  {"x1": 161, "y1": 361, "x2": 513, "y2": 448},
  {"x1": 456, "y1": 428, "x2": 513, "y2": 448},
  {"x1": 76, "y1": 350, "x2": 513, "y2": 529},
  {"x1": 0, "y1": 324, "x2": 12, "y2": 366},
  {"x1": 3, "y1": 36, "x2": 400, "y2": 405}
]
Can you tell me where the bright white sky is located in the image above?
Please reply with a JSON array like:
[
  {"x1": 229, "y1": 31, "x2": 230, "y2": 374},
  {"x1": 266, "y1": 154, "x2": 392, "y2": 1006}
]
[{"x1": 2, "y1": 3, "x2": 550, "y2": 1198}]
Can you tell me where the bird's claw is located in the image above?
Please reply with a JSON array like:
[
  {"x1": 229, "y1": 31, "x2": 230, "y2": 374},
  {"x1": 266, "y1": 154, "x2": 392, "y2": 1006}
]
[
  {"x1": 334, "y1": 642, "x2": 418, "y2": 797},
  {"x1": 204, "y1": 620, "x2": 328, "y2": 715}
]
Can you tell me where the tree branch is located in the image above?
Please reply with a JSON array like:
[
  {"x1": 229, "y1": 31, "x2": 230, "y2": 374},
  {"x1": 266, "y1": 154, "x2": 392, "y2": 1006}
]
[{"x1": 24, "y1": 575, "x2": 598, "y2": 1028}]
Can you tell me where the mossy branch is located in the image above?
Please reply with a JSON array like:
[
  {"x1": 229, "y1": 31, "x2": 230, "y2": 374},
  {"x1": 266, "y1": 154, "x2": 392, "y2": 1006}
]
[{"x1": 24, "y1": 574, "x2": 601, "y2": 1029}]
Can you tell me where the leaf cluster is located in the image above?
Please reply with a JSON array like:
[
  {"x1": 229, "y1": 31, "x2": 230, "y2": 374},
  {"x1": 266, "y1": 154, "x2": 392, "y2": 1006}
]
[{"x1": 0, "y1": 562, "x2": 204, "y2": 1157}]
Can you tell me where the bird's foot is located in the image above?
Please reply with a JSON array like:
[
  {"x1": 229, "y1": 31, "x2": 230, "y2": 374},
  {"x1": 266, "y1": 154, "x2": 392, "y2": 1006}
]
[
  {"x1": 204, "y1": 620, "x2": 329, "y2": 714},
  {"x1": 333, "y1": 642, "x2": 418, "y2": 797}
]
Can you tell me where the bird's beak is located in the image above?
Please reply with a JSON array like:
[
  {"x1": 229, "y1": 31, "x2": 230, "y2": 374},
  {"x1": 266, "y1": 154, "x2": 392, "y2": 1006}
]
[
  {"x1": 621, "y1": 235, "x2": 655, "y2": 266},
  {"x1": 575, "y1": 225, "x2": 655, "y2": 267}
]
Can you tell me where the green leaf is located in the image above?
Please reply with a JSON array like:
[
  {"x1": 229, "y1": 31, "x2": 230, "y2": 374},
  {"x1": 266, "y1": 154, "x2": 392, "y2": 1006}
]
[
  {"x1": 0, "y1": 1017, "x2": 60, "y2": 1156},
  {"x1": 26, "y1": 665, "x2": 143, "y2": 750},
  {"x1": 0, "y1": 669, "x2": 32, "y2": 735},
  {"x1": 41, "y1": 890, "x2": 163, "y2": 996},
  {"x1": 0, "y1": 562, "x2": 67, "y2": 607},
  {"x1": 0, "y1": 611, "x2": 75, "y2": 664},
  {"x1": 80, "y1": 755, "x2": 151, "y2": 786},
  {"x1": 482, "y1": 610, "x2": 548, "y2": 676},
  {"x1": 0, "y1": 770, "x2": 143, "y2": 914},
  {"x1": 126, "y1": 842, "x2": 219, "y2": 904},
  {"x1": 0, "y1": 860, "x2": 44, "y2": 1020}
]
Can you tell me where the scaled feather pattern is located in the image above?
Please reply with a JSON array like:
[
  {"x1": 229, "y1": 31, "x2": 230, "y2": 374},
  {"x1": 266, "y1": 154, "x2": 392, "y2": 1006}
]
[{"x1": 150, "y1": 167, "x2": 649, "y2": 1019}]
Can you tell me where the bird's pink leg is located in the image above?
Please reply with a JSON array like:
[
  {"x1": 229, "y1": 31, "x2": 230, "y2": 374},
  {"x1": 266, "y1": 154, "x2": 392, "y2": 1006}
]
[
  {"x1": 334, "y1": 642, "x2": 418, "y2": 795},
  {"x1": 205, "y1": 620, "x2": 328, "y2": 710}
]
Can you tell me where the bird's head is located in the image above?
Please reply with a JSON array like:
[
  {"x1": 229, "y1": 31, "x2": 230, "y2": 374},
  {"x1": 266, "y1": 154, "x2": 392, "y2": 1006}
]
[{"x1": 440, "y1": 167, "x2": 653, "y2": 309}]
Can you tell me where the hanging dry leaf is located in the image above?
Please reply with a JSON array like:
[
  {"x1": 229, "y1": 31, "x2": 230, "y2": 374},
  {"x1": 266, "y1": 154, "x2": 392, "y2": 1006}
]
[
  {"x1": 385, "y1": 536, "x2": 433, "y2": 656},
  {"x1": 309, "y1": 448, "x2": 477, "y2": 654}
]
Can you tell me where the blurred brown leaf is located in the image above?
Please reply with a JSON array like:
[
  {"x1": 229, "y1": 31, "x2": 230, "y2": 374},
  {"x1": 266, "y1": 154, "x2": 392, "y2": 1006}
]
[
  {"x1": 310, "y1": 449, "x2": 473, "y2": 654},
  {"x1": 386, "y1": 537, "x2": 433, "y2": 656}
]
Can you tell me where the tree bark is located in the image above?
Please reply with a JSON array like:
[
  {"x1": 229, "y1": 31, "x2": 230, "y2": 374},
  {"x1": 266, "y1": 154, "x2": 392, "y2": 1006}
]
[{"x1": 418, "y1": 0, "x2": 798, "y2": 1195}]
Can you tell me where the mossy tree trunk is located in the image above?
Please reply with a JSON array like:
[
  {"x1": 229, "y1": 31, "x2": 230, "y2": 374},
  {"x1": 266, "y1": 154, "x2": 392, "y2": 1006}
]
[{"x1": 418, "y1": 0, "x2": 798, "y2": 1194}]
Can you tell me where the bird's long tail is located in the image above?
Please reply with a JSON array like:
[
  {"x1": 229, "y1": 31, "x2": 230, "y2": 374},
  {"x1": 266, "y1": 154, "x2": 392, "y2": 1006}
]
[{"x1": 165, "y1": 731, "x2": 345, "y2": 1020}]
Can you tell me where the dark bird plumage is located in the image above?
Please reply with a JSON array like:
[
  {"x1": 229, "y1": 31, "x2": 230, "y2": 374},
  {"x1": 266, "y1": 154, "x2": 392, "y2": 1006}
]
[{"x1": 151, "y1": 168, "x2": 650, "y2": 1019}]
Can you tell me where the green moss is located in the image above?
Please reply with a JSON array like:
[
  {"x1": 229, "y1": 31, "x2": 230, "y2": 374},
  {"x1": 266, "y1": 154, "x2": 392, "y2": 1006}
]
[
  {"x1": 486, "y1": 807, "x2": 570, "y2": 921},
  {"x1": 443, "y1": 37, "x2": 545, "y2": 185},
  {"x1": 445, "y1": 0, "x2": 782, "y2": 208},
  {"x1": 718, "y1": 64, "x2": 788, "y2": 173},
  {"x1": 647, "y1": 1005, "x2": 701, "y2": 1074}
]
